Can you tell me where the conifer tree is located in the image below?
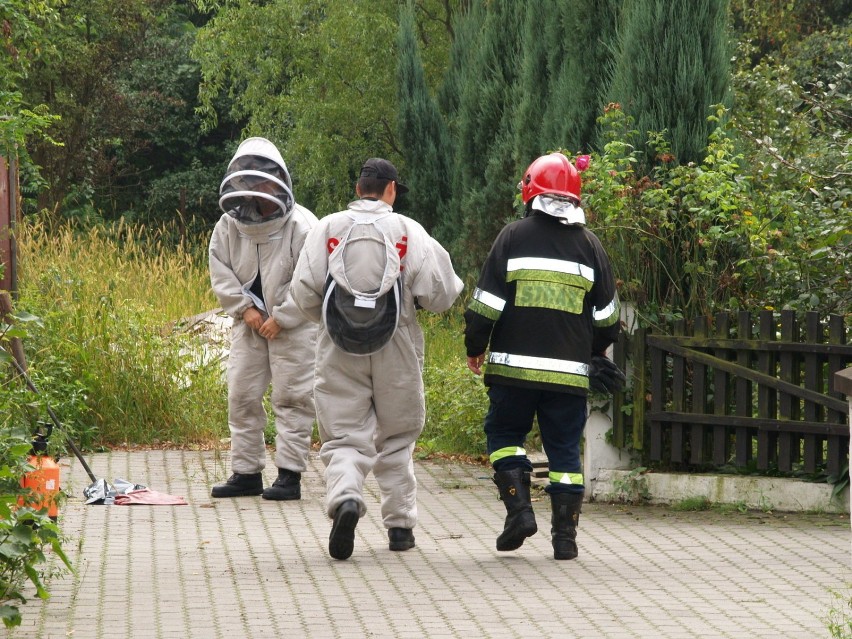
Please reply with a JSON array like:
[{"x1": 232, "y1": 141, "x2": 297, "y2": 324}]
[
  {"x1": 542, "y1": 0, "x2": 619, "y2": 153},
  {"x1": 450, "y1": 0, "x2": 525, "y2": 273},
  {"x1": 432, "y1": 3, "x2": 484, "y2": 245},
  {"x1": 606, "y1": 0, "x2": 731, "y2": 168},
  {"x1": 397, "y1": 1, "x2": 452, "y2": 236},
  {"x1": 513, "y1": 0, "x2": 566, "y2": 165}
]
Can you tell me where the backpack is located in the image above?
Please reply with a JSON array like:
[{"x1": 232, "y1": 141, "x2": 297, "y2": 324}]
[{"x1": 322, "y1": 213, "x2": 402, "y2": 355}]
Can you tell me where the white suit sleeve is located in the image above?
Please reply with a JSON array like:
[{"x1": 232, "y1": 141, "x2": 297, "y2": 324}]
[
  {"x1": 409, "y1": 231, "x2": 464, "y2": 313},
  {"x1": 208, "y1": 219, "x2": 254, "y2": 319},
  {"x1": 289, "y1": 223, "x2": 328, "y2": 324},
  {"x1": 271, "y1": 206, "x2": 318, "y2": 329}
]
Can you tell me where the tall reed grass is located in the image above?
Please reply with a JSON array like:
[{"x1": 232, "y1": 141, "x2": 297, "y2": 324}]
[
  {"x1": 15, "y1": 218, "x2": 225, "y2": 446},
  {"x1": 11, "y1": 217, "x2": 491, "y2": 456}
]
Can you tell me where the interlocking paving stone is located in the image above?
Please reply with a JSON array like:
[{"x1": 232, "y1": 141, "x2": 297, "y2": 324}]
[{"x1": 8, "y1": 449, "x2": 851, "y2": 639}]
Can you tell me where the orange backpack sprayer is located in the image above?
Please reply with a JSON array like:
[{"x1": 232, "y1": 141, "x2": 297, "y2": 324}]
[{"x1": 20, "y1": 424, "x2": 60, "y2": 520}]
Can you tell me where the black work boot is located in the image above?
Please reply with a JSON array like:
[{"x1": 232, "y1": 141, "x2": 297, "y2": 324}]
[
  {"x1": 210, "y1": 473, "x2": 263, "y2": 498},
  {"x1": 328, "y1": 500, "x2": 360, "y2": 560},
  {"x1": 550, "y1": 491, "x2": 583, "y2": 560},
  {"x1": 261, "y1": 468, "x2": 301, "y2": 501},
  {"x1": 388, "y1": 528, "x2": 415, "y2": 551},
  {"x1": 493, "y1": 468, "x2": 538, "y2": 551}
]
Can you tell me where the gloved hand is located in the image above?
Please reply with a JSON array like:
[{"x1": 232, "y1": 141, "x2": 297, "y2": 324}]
[{"x1": 588, "y1": 355, "x2": 626, "y2": 393}]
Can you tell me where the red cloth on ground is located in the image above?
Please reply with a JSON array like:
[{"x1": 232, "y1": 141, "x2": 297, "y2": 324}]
[{"x1": 113, "y1": 488, "x2": 187, "y2": 506}]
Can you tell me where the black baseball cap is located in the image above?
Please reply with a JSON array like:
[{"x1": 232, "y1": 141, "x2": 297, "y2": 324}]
[{"x1": 359, "y1": 158, "x2": 409, "y2": 195}]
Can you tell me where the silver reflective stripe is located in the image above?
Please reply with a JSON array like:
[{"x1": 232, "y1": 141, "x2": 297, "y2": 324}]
[
  {"x1": 507, "y1": 257, "x2": 594, "y2": 283},
  {"x1": 594, "y1": 297, "x2": 619, "y2": 321},
  {"x1": 488, "y1": 352, "x2": 589, "y2": 375},
  {"x1": 473, "y1": 287, "x2": 506, "y2": 312}
]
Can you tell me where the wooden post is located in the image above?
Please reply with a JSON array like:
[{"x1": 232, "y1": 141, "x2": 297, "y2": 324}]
[
  {"x1": 0, "y1": 291, "x2": 28, "y2": 374},
  {"x1": 0, "y1": 156, "x2": 14, "y2": 296}
]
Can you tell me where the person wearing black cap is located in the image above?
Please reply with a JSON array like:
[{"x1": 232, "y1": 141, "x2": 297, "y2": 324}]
[{"x1": 290, "y1": 157, "x2": 463, "y2": 560}]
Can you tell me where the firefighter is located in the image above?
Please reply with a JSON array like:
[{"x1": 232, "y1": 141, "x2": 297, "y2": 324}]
[
  {"x1": 209, "y1": 137, "x2": 318, "y2": 501},
  {"x1": 464, "y1": 152, "x2": 624, "y2": 560}
]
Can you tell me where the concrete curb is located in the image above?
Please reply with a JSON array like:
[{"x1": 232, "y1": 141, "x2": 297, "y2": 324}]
[{"x1": 590, "y1": 468, "x2": 850, "y2": 513}]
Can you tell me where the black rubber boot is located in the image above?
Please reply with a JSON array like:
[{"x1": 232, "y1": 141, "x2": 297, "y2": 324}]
[
  {"x1": 493, "y1": 468, "x2": 538, "y2": 551},
  {"x1": 262, "y1": 468, "x2": 301, "y2": 501},
  {"x1": 328, "y1": 500, "x2": 360, "y2": 560},
  {"x1": 210, "y1": 473, "x2": 263, "y2": 498},
  {"x1": 550, "y1": 492, "x2": 583, "y2": 560}
]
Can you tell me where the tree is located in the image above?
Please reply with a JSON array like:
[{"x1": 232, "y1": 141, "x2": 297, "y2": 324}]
[
  {"x1": 448, "y1": 0, "x2": 524, "y2": 274},
  {"x1": 19, "y1": 0, "x2": 226, "y2": 222},
  {"x1": 542, "y1": 0, "x2": 619, "y2": 153},
  {"x1": 512, "y1": 0, "x2": 563, "y2": 165},
  {"x1": 606, "y1": 0, "x2": 731, "y2": 170},
  {"x1": 396, "y1": 1, "x2": 452, "y2": 234},
  {"x1": 194, "y1": 0, "x2": 457, "y2": 216},
  {"x1": 0, "y1": 0, "x2": 61, "y2": 160}
]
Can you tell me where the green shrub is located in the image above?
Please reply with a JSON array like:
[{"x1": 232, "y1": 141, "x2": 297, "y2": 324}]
[
  {"x1": 419, "y1": 309, "x2": 488, "y2": 458},
  {"x1": 582, "y1": 101, "x2": 850, "y2": 326},
  {"x1": 0, "y1": 308, "x2": 72, "y2": 629},
  {"x1": 421, "y1": 358, "x2": 488, "y2": 457}
]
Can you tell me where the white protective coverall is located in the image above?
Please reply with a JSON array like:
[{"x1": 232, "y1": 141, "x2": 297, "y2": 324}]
[
  {"x1": 209, "y1": 137, "x2": 318, "y2": 475},
  {"x1": 290, "y1": 198, "x2": 463, "y2": 529}
]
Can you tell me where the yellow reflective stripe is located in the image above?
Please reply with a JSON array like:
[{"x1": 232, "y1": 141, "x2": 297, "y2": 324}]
[
  {"x1": 468, "y1": 298, "x2": 501, "y2": 321},
  {"x1": 507, "y1": 257, "x2": 595, "y2": 284},
  {"x1": 515, "y1": 280, "x2": 584, "y2": 313},
  {"x1": 507, "y1": 268, "x2": 593, "y2": 291},
  {"x1": 486, "y1": 363, "x2": 589, "y2": 388},
  {"x1": 549, "y1": 471, "x2": 584, "y2": 485},
  {"x1": 490, "y1": 447, "x2": 527, "y2": 464},
  {"x1": 593, "y1": 296, "x2": 620, "y2": 326},
  {"x1": 468, "y1": 287, "x2": 505, "y2": 320}
]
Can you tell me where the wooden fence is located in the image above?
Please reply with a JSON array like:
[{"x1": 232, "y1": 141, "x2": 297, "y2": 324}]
[{"x1": 611, "y1": 310, "x2": 851, "y2": 477}]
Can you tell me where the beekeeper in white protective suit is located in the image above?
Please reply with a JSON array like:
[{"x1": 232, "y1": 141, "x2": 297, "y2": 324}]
[
  {"x1": 208, "y1": 137, "x2": 318, "y2": 501},
  {"x1": 290, "y1": 158, "x2": 463, "y2": 560}
]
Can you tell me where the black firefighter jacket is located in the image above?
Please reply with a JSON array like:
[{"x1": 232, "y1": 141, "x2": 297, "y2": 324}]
[{"x1": 464, "y1": 211, "x2": 621, "y2": 396}]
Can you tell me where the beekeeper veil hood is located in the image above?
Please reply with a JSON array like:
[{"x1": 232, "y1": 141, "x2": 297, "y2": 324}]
[
  {"x1": 219, "y1": 137, "x2": 294, "y2": 224},
  {"x1": 322, "y1": 212, "x2": 402, "y2": 355}
]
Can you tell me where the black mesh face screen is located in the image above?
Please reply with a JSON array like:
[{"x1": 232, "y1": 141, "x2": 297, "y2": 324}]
[
  {"x1": 219, "y1": 152, "x2": 294, "y2": 223},
  {"x1": 323, "y1": 276, "x2": 400, "y2": 355}
]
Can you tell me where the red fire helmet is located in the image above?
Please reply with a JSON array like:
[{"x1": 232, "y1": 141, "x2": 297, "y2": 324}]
[{"x1": 520, "y1": 153, "x2": 581, "y2": 204}]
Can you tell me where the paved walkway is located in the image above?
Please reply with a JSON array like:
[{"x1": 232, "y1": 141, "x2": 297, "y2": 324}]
[{"x1": 9, "y1": 449, "x2": 852, "y2": 639}]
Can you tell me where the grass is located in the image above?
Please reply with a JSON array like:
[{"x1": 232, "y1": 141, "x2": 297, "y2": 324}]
[
  {"x1": 670, "y1": 496, "x2": 712, "y2": 511},
  {"x1": 10, "y1": 218, "x2": 490, "y2": 456},
  {"x1": 825, "y1": 586, "x2": 852, "y2": 639},
  {"x1": 13, "y1": 218, "x2": 226, "y2": 447}
]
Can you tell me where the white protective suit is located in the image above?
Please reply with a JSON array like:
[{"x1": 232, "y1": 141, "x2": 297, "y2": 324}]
[
  {"x1": 290, "y1": 198, "x2": 463, "y2": 529},
  {"x1": 209, "y1": 137, "x2": 318, "y2": 475}
]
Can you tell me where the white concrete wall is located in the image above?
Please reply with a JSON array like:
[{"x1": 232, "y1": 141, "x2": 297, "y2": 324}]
[{"x1": 590, "y1": 468, "x2": 849, "y2": 513}]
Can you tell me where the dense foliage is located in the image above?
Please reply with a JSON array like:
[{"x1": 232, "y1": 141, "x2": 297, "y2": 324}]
[
  {"x1": 193, "y1": 0, "x2": 457, "y2": 215},
  {"x1": 607, "y1": 0, "x2": 732, "y2": 170},
  {"x1": 0, "y1": 307, "x2": 72, "y2": 629},
  {"x1": 5, "y1": 1, "x2": 847, "y2": 318}
]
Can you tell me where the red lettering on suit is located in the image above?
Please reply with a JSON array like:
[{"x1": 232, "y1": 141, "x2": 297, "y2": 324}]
[{"x1": 396, "y1": 236, "x2": 408, "y2": 271}]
